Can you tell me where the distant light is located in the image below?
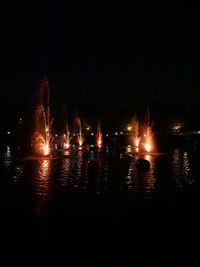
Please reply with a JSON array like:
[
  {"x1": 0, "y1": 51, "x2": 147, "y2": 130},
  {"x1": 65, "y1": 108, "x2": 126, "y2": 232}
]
[
  {"x1": 172, "y1": 123, "x2": 183, "y2": 131},
  {"x1": 120, "y1": 131, "x2": 123, "y2": 135},
  {"x1": 45, "y1": 127, "x2": 49, "y2": 132},
  {"x1": 144, "y1": 134, "x2": 147, "y2": 137},
  {"x1": 173, "y1": 126, "x2": 181, "y2": 130},
  {"x1": 127, "y1": 126, "x2": 132, "y2": 131},
  {"x1": 115, "y1": 132, "x2": 118, "y2": 136},
  {"x1": 198, "y1": 131, "x2": 200, "y2": 134},
  {"x1": 106, "y1": 134, "x2": 109, "y2": 137},
  {"x1": 55, "y1": 134, "x2": 58, "y2": 137},
  {"x1": 7, "y1": 131, "x2": 11, "y2": 135},
  {"x1": 63, "y1": 134, "x2": 66, "y2": 137},
  {"x1": 86, "y1": 127, "x2": 91, "y2": 131},
  {"x1": 73, "y1": 133, "x2": 76, "y2": 136},
  {"x1": 91, "y1": 132, "x2": 94, "y2": 136}
]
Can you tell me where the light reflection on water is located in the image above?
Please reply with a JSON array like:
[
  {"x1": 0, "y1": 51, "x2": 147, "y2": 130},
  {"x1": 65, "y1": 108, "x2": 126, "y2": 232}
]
[
  {"x1": 126, "y1": 153, "x2": 157, "y2": 199},
  {"x1": 172, "y1": 149, "x2": 193, "y2": 187},
  {"x1": 58, "y1": 157, "x2": 71, "y2": 188},
  {"x1": 32, "y1": 159, "x2": 53, "y2": 215},
  {"x1": 1, "y1": 145, "x2": 198, "y2": 214},
  {"x1": 12, "y1": 165, "x2": 24, "y2": 183}
]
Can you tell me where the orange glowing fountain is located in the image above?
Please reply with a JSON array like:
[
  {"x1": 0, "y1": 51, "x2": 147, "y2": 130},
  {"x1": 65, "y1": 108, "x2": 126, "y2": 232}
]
[
  {"x1": 63, "y1": 119, "x2": 71, "y2": 149},
  {"x1": 77, "y1": 130, "x2": 84, "y2": 147},
  {"x1": 63, "y1": 132, "x2": 71, "y2": 149},
  {"x1": 143, "y1": 108, "x2": 154, "y2": 153},
  {"x1": 75, "y1": 116, "x2": 84, "y2": 147},
  {"x1": 144, "y1": 126, "x2": 153, "y2": 153},
  {"x1": 96, "y1": 121, "x2": 103, "y2": 147},
  {"x1": 33, "y1": 78, "x2": 53, "y2": 156}
]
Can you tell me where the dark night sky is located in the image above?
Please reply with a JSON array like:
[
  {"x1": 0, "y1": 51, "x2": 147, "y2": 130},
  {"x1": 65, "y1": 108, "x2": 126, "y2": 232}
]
[{"x1": 1, "y1": 3, "x2": 200, "y2": 127}]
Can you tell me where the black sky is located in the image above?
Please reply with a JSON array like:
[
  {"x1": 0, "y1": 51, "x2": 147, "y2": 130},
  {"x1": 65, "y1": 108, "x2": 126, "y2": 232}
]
[{"x1": 1, "y1": 4, "x2": 200, "y2": 124}]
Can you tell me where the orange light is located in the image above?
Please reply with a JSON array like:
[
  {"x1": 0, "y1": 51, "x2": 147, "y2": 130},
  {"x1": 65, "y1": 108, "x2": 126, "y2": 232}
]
[
  {"x1": 144, "y1": 143, "x2": 151, "y2": 152},
  {"x1": 79, "y1": 140, "x2": 83, "y2": 146},
  {"x1": 134, "y1": 137, "x2": 140, "y2": 148},
  {"x1": 96, "y1": 121, "x2": 103, "y2": 147},
  {"x1": 97, "y1": 139, "x2": 102, "y2": 147},
  {"x1": 78, "y1": 134, "x2": 84, "y2": 146},
  {"x1": 43, "y1": 143, "x2": 50, "y2": 155},
  {"x1": 144, "y1": 126, "x2": 153, "y2": 153},
  {"x1": 63, "y1": 131, "x2": 71, "y2": 149},
  {"x1": 64, "y1": 143, "x2": 70, "y2": 149}
]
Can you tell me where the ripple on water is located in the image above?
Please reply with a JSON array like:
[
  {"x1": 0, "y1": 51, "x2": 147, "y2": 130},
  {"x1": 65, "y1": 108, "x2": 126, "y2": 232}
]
[{"x1": 1, "y1": 146, "x2": 196, "y2": 214}]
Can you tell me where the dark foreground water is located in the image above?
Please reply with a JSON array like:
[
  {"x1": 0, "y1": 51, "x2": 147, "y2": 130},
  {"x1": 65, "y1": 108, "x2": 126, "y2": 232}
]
[{"x1": 0, "y1": 144, "x2": 200, "y2": 266}]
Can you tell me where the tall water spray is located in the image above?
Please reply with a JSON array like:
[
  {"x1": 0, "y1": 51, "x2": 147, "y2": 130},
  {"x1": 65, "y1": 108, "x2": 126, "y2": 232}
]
[
  {"x1": 96, "y1": 120, "x2": 103, "y2": 147},
  {"x1": 33, "y1": 78, "x2": 53, "y2": 156},
  {"x1": 144, "y1": 108, "x2": 154, "y2": 152},
  {"x1": 75, "y1": 116, "x2": 84, "y2": 147},
  {"x1": 144, "y1": 126, "x2": 153, "y2": 152},
  {"x1": 63, "y1": 116, "x2": 71, "y2": 149},
  {"x1": 132, "y1": 116, "x2": 140, "y2": 149}
]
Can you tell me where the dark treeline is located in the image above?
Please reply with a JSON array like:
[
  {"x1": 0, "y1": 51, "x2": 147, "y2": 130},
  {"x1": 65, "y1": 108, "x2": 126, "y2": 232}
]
[{"x1": 0, "y1": 100, "x2": 200, "y2": 138}]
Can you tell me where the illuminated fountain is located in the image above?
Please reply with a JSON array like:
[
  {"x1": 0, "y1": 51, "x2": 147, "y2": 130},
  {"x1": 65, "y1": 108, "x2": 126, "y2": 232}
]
[
  {"x1": 96, "y1": 121, "x2": 103, "y2": 147},
  {"x1": 75, "y1": 116, "x2": 84, "y2": 147},
  {"x1": 143, "y1": 108, "x2": 155, "y2": 153},
  {"x1": 132, "y1": 117, "x2": 140, "y2": 150},
  {"x1": 77, "y1": 129, "x2": 84, "y2": 147},
  {"x1": 32, "y1": 78, "x2": 53, "y2": 156},
  {"x1": 144, "y1": 125, "x2": 154, "y2": 153},
  {"x1": 63, "y1": 119, "x2": 71, "y2": 149}
]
